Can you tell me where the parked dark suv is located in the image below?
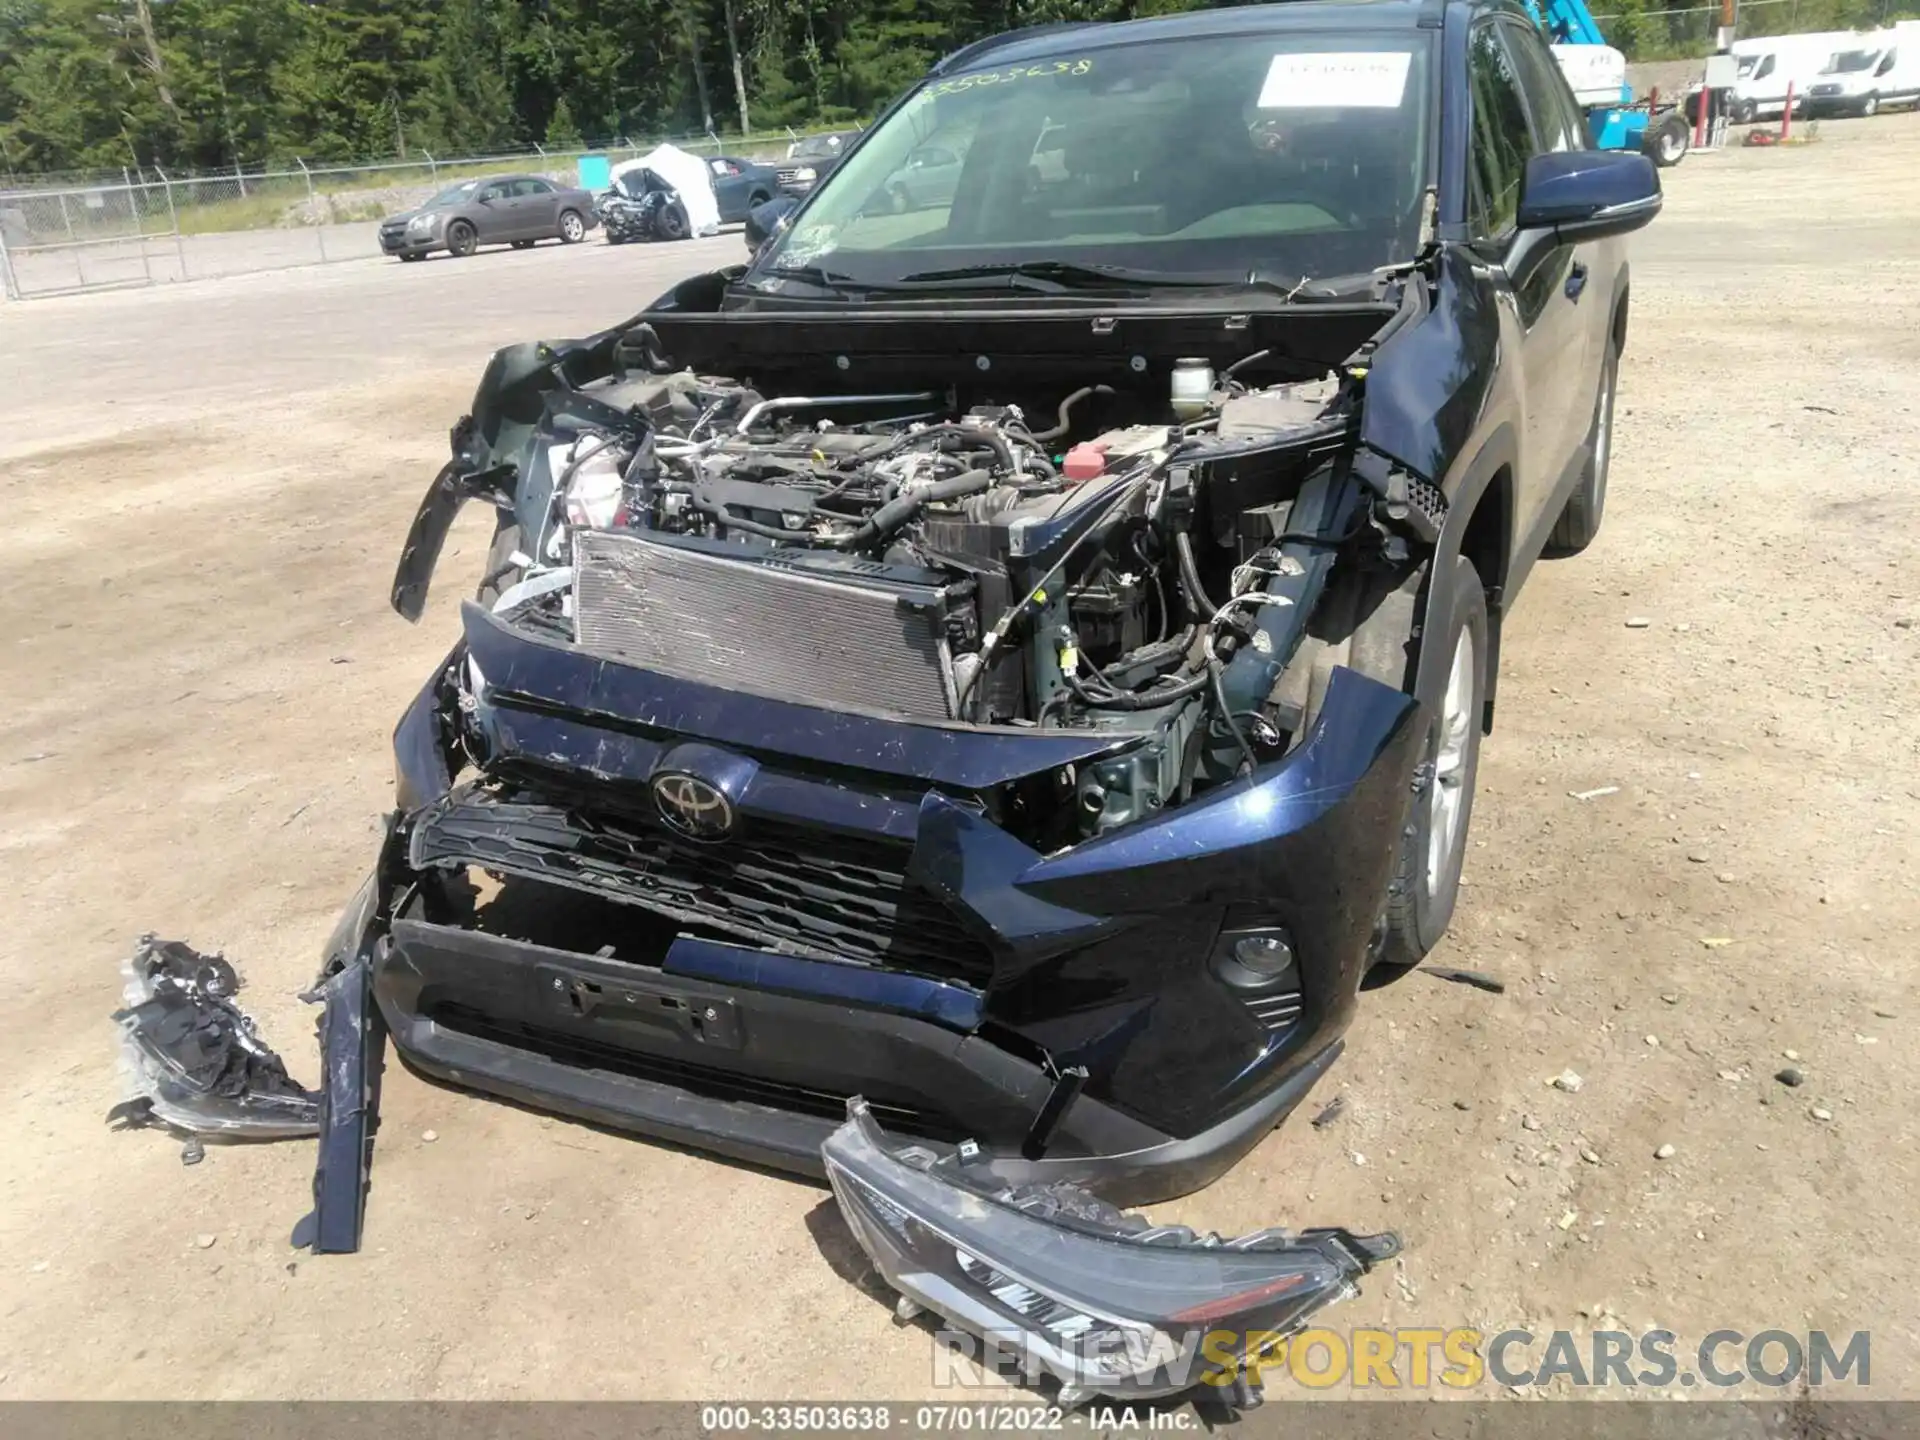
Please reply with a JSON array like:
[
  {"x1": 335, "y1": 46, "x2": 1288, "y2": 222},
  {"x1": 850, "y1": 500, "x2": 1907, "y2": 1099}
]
[{"x1": 321, "y1": 0, "x2": 1659, "y2": 1405}]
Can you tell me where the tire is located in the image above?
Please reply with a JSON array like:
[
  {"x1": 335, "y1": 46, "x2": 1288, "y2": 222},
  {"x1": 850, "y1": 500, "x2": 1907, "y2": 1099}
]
[
  {"x1": 1648, "y1": 115, "x2": 1689, "y2": 167},
  {"x1": 1732, "y1": 97, "x2": 1756, "y2": 124},
  {"x1": 446, "y1": 220, "x2": 477, "y2": 258},
  {"x1": 1375, "y1": 557, "x2": 1489, "y2": 974},
  {"x1": 655, "y1": 202, "x2": 690, "y2": 241},
  {"x1": 558, "y1": 208, "x2": 586, "y2": 243},
  {"x1": 1861, "y1": 93, "x2": 1880, "y2": 117},
  {"x1": 747, "y1": 190, "x2": 770, "y2": 213},
  {"x1": 1545, "y1": 333, "x2": 1619, "y2": 557}
]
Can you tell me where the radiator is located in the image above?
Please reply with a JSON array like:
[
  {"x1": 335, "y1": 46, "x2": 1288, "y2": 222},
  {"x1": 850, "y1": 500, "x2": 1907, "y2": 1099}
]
[{"x1": 572, "y1": 529, "x2": 958, "y2": 719}]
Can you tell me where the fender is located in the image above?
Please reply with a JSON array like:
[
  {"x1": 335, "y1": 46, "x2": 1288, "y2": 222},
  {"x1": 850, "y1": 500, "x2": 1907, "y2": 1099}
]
[{"x1": 1414, "y1": 417, "x2": 1517, "y2": 728}]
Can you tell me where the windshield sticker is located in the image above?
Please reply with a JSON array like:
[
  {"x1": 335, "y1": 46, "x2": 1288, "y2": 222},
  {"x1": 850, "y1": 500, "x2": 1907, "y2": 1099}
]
[
  {"x1": 1256, "y1": 51, "x2": 1411, "y2": 109},
  {"x1": 926, "y1": 58, "x2": 1092, "y2": 99}
]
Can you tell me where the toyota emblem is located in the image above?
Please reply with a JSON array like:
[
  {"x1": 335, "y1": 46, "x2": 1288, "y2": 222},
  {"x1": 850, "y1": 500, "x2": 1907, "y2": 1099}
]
[{"x1": 651, "y1": 771, "x2": 736, "y2": 842}]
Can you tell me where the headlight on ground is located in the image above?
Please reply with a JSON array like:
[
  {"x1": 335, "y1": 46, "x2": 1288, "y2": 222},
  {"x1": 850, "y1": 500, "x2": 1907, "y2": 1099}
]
[{"x1": 822, "y1": 1098, "x2": 1396, "y2": 1406}]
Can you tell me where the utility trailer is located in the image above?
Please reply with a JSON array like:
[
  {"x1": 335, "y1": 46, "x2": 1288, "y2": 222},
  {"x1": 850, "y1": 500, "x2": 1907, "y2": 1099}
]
[{"x1": 1535, "y1": 0, "x2": 1694, "y2": 165}]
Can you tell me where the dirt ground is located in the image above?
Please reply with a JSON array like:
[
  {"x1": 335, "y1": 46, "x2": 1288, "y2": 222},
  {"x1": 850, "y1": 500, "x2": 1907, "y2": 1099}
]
[{"x1": 2, "y1": 118, "x2": 1916, "y2": 1405}]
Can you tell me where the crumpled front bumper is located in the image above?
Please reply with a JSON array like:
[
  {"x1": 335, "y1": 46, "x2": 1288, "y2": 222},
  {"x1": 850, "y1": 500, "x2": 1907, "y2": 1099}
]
[{"x1": 823, "y1": 1098, "x2": 1397, "y2": 1405}]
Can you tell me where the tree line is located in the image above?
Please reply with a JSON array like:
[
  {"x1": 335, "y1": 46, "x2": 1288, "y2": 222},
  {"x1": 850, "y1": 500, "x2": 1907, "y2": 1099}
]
[
  {"x1": 0, "y1": 0, "x2": 1210, "y2": 179},
  {"x1": 4, "y1": 0, "x2": 1917, "y2": 180}
]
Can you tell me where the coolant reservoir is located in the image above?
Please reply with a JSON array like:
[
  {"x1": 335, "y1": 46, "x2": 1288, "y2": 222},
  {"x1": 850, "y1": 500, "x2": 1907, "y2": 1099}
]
[
  {"x1": 1170, "y1": 357, "x2": 1215, "y2": 420},
  {"x1": 562, "y1": 443, "x2": 627, "y2": 530}
]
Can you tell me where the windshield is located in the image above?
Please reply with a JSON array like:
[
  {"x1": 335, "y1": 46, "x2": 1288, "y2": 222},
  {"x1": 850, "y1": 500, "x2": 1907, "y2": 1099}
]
[
  {"x1": 791, "y1": 134, "x2": 849, "y2": 159},
  {"x1": 754, "y1": 30, "x2": 1432, "y2": 292},
  {"x1": 1827, "y1": 49, "x2": 1880, "y2": 73},
  {"x1": 425, "y1": 181, "x2": 480, "y2": 208}
]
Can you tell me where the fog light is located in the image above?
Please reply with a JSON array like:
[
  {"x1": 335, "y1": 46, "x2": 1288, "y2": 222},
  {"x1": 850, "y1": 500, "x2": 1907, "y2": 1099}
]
[{"x1": 1233, "y1": 933, "x2": 1295, "y2": 977}]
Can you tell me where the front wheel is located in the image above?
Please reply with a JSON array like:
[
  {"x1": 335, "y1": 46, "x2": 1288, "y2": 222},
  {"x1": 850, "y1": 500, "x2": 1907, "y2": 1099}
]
[
  {"x1": 1375, "y1": 556, "x2": 1488, "y2": 974},
  {"x1": 445, "y1": 220, "x2": 477, "y2": 258},
  {"x1": 558, "y1": 208, "x2": 586, "y2": 243},
  {"x1": 655, "y1": 201, "x2": 690, "y2": 241},
  {"x1": 1861, "y1": 93, "x2": 1880, "y2": 117},
  {"x1": 1732, "y1": 97, "x2": 1757, "y2": 124}
]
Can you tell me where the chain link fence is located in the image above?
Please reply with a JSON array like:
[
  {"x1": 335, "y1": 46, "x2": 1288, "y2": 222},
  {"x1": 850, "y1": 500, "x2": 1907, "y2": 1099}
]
[{"x1": 0, "y1": 129, "x2": 825, "y2": 301}]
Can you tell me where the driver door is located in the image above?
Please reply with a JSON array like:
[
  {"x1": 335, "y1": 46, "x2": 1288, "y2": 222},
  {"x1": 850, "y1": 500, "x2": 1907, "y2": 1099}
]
[
  {"x1": 1464, "y1": 21, "x2": 1585, "y2": 541},
  {"x1": 472, "y1": 181, "x2": 513, "y2": 241}
]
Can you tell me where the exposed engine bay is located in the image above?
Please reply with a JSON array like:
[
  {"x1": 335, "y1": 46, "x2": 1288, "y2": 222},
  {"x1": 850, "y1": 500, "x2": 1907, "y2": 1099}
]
[{"x1": 404, "y1": 300, "x2": 1445, "y2": 852}]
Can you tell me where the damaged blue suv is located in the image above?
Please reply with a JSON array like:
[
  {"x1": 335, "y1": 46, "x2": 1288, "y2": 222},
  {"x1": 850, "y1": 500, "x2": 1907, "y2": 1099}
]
[{"x1": 317, "y1": 0, "x2": 1658, "y2": 1403}]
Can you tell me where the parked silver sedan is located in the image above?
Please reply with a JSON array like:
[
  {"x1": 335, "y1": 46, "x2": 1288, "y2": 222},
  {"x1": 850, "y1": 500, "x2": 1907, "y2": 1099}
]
[{"x1": 377, "y1": 173, "x2": 600, "y2": 261}]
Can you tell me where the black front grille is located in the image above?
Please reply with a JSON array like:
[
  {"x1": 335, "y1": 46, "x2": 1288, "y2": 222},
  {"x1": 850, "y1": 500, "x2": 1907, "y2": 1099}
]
[{"x1": 410, "y1": 786, "x2": 995, "y2": 986}]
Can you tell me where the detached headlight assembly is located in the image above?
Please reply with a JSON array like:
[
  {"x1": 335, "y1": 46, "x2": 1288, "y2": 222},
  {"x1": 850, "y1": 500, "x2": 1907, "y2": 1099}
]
[{"x1": 823, "y1": 1098, "x2": 1397, "y2": 1407}]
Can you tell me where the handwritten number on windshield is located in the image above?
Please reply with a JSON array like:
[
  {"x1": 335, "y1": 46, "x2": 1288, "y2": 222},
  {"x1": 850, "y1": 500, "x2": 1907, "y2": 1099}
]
[{"x1": 927, "y1": 58, "x2": 1092, "y2": 99}]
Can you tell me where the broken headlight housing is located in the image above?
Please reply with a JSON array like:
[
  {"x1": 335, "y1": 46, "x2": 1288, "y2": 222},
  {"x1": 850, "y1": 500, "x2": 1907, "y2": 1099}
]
[{"x1": 823, "y1": 1099, "x2": 1397, "y2": 1405}]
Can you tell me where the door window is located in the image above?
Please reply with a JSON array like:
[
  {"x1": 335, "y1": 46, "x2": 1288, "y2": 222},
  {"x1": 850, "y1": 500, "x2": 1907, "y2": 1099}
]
[
  {"x1": 1877, "y1": 49, "x2": 1897, "y2": 77},
  {"x1": 477, "y1": 182, "x2": 508, "y2": 203},
  {"x1": 1467, "y1": 22, "x2": 1535, "y2": 239},
  {"x1": 511, "y1": 178, "x2": 553, "y2": 196},
  {"x1": 1755, "y1": 55, "x2": 1775, "y2": 80},
  {"x1": 1503, "y1": 21, "x2": 1590, "y2": 152}
]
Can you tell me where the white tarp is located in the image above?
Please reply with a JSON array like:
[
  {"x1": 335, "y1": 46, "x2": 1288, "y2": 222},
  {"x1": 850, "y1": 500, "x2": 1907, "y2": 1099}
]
[{"x1": 609, "y1": 143, "x2": 721, "y2": 237}]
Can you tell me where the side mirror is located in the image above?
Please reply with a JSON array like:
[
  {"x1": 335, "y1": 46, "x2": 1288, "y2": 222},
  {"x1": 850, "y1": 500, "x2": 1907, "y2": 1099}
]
[
  {"x1": 744, "y1": 194, "x2": 799, "y2": 251},
  {"x1": 1517, "y1": 150, "x2": 1662, "y2": 243}
]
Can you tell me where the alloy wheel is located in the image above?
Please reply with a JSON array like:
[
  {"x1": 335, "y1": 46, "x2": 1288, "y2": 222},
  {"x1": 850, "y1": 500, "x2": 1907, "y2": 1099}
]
[{"x1": 1425, "y1": 625, "x2": 1478, "y2": 898}]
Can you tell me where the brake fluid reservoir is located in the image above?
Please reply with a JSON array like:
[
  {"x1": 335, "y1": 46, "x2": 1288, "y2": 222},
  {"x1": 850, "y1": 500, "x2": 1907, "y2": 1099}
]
[{"x1": 1170, "y1": 357, "x2": 1215, "y2": 420}]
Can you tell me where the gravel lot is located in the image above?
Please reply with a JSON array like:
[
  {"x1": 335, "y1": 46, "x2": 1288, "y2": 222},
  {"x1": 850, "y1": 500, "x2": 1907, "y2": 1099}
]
[{"x1": 2, "y1": 119, "x2": 1916, "y2": 1403}]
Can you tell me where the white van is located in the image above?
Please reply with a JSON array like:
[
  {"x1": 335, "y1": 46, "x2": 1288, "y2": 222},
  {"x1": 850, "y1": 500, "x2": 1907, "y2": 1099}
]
[
  {"x1": 1721, "y1": 30, "x2": 1863, "y2": 121},
  {"x1": 1801, "y1": 28, "x2": 1920, "y2": 116}
]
